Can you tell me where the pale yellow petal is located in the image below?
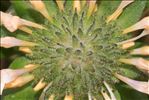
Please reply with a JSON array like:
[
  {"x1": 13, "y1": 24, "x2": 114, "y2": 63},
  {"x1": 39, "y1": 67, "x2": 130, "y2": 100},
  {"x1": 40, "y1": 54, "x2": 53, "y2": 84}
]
[
  {"x1": 29, "y1": 0, "x2": 52, "y2": 22},
  {"x1": 64, "y1": 94, "x2": 73, "y2": 100},
  {"x1": 1, "y1": 11, "x2": 20, "y2": 32},
  {"x1": 0, "y1": 67, "x2": 35, "y2": 94},
  {"x1": 73, "y1": 0, "x2": 81, "y2": 14},
  {"x1": 123, "y1": 16, "x2": 149, "y2": 34},
  {"x1": 101, "y1": 89, "x2": 111, "y2": 100},
  {"x1": 56, "y1": 0, "x2": 64, "y2": 11},
  {"x1": 121, "y1": 42, "x2": 135, "y2": 49},
  {"x1": 19, "y1": 47, "x2": 32, "y2": 54},
  {"x1": 87, "y1": 0, "x2": 96, "y2": 18},
  {"x1": 18, "y1": 26, "x2": 32, "y2": 34},
  {"x1": 5, "y1": 74, "x2": 34, "y2": 89},
  {"x1": 81, "y1": 0, "x2": 86, "y2": 8},
  {"x1": 39, "y1": 82, "x2": 53, "y2": 100},
  {"x1": 103, "y1": 81, "x2": 116, "y2": 100},
  {"x1": 33, "y1": 78, "x2": 47, "y2": 92},
  {"x1": 130, "y1": 46, "x2": 149, "y2": 55},
  {"x1": 24, "y1": 64, "x2": 37, "y2": 68},
  {"x1": 20, "y1": 18, "x2": 46, "y2": 29},
  {"x1": 1, "y1": 37, "x2": 37, "y2": 48},
  {"x1": 1, "y1": 11, "x2": 46, "y2": 32},
  {"x1": 115, "y1": 73, "x2": 149, "y2": 94},
  {"x1": 119, "y1": 58, "x2": 149, "y2": 73},
  {"x1": 88, "y1": 92, "x2": 92, "y2": 100},
  {"x1": 106, "y1": 0, "x2": 134, "y2": 23},
  {"x1": 48, "y1": 94, "x2": 55, "y2": 100}
]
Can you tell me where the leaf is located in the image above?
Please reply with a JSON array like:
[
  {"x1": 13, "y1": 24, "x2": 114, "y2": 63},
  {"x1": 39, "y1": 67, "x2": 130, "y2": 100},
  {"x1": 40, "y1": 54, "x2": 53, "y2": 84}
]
[
  {"x1": 9, "y1": 57, "x2": 29, "y2": 69},
  {"x1": 114, "y1": 87, "x2": 121, "y2": 100},
  {"x1": 120, "y1": 65, "x2": 142, "y2": 79},
  {"x1": 11, "y1": 0, "x2": 33, "y2": 21},
  {"x1": 145, "y1": 0, "x2": 149, "y2": 8},
  {"x1": 116, "y1": 84, "x2": 149, "y2": 100},
  {"x1": 2, "y1": 85, "x2": 36, "y2": 100},
  {"x1": 117, "y1": 1, "x2": 146, "y2": 29}
]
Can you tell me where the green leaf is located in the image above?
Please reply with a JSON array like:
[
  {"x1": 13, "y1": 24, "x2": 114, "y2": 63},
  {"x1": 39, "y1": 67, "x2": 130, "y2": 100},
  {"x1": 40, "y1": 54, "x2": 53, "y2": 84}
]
[
  {"x1": 121, "y1": 65, "x2": 141, "y2": 79},
  {"x1": 117, "y1": 1, "x2": 146, "y2": 29},
  {"x1": 145, "y1": 0, "x2": 149, "y2": 8},
  {"x1": 11, "y1": 0, "x2": 33, "y2": 21},
  {"x1": 114, "y1": 87, "x2": 121, "y2": 100},
  {"x1": 9, "y1": 57, "x2": 29, "y2": 69},
  {"x1": 11, "y1": 1, "x2": 44, "y2": 23},
  {"x1": 116, "y1": 84, "x2": 148, "y2": 100},
  {"x1": 3, "y1": 85, "x2": 36, "y2": 100}
]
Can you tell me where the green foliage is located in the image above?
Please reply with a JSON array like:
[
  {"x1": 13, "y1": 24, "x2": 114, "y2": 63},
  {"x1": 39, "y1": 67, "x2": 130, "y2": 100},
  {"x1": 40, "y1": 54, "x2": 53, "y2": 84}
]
[
  {"x1": 9, "y1": 57, "x2": 29, "y2": 69},
  {"x1": 117, "y1": 1, "x2": 146, "y2": 29},
  {"x1": 3, "y1": 85, "x2": 36, "y2": 100},
  {"x1": 116, "y1": 84, "x2": 149, "y2": 100}
]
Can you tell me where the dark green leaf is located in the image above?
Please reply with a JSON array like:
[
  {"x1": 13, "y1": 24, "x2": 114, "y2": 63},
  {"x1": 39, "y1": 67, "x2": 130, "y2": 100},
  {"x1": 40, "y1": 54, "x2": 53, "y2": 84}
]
[
  {"x1": 116, "y1": 84, "x2": 148, "y2": 100},
  {"x1": 3, "y1": 85, "x2": 36, "y2": 100}
]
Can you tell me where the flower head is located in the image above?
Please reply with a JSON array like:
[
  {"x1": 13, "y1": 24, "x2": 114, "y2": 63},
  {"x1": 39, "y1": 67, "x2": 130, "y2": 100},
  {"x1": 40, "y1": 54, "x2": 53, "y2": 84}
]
[{"x1": 1, "y1": 0, "x2": 149, "y2": 99}]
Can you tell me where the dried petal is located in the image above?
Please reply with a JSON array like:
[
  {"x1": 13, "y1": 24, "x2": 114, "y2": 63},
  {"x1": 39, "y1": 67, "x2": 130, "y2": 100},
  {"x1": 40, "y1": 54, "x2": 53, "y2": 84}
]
[
  {"x1": 1, "y1": 37, "x2": 37, "y2": 48},
  {"x1": 103, "y1": 81, "x2": 116, "y2": 100},
  {"x1": 5, "y1": 74, "x2": 34, "y2": 88},
  {"x1": 73, "y1": 0, "x2": 81, "y2": 14},
  {"x1": 123, "y1": 16, "x2": 149, "y2": 34},
  {"x1": 33, "y1": 78, "x2": 47, "y2": 92},
  {"x1": 56, "y1": 0, "x2": 64, "y2": 11},
  {"x1": 115, "y1": 73, "x2": 149, "y2": 94},
  {"x1": 119, "y1": 58, "x2": 149, "y2": 73},
  {"x1": 130, "y1": 46, "x2": 149, "y2": 55},
  {"x1": 87, "y1": 0, "x2": 96, "y2": 18},
  {"x1": 29, "y1": 0, "x2": 52, "y2": 22},
  {"x1": 107, "y1": 0, "x2": 134, "y2": 23},
  {"x1": 19, "y1": 47, "x2": 32, "y2": 53}
]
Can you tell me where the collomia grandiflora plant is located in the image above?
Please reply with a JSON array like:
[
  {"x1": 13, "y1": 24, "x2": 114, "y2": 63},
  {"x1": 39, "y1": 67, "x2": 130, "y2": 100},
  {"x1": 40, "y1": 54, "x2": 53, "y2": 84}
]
[{"x1": 0, "y1": 0, "x2": 149, "y2": 100}]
